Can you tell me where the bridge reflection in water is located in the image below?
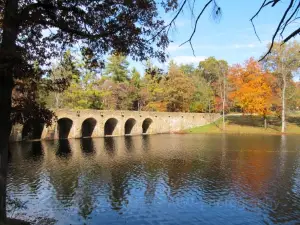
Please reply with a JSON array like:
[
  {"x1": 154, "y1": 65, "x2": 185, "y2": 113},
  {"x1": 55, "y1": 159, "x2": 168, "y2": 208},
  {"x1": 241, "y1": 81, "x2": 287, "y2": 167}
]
[{"x1": 7, "y1": 134, "x2": 300, "y2": 224}]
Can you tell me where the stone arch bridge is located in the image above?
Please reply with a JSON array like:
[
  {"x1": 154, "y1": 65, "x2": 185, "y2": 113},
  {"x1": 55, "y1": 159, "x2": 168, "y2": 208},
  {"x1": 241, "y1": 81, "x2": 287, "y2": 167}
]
[{"x1": 10, "y1": 110, "x2": 220, "y2": 142}]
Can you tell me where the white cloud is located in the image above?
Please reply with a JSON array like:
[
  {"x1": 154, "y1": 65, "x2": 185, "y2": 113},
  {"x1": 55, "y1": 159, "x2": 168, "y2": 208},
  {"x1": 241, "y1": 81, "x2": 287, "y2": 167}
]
[
  {"x1": 233, "y1": 43, "x2": 256, "y2": 49},
  {"x1": 167, "y1": 41, "x2": 268, "y2": 54},
  {"x1": 232, "y1": 41, "x2": 269, "y2": 49},
  {"x1": 170, "y1": 56, "x2": 207, "y2": 64}
]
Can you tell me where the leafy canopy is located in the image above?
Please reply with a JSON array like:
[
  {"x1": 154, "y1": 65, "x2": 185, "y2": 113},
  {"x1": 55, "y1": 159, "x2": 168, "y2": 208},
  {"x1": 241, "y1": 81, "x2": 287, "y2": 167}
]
[
  {"x1": 229, "y1": 59, "x2": 274, "y2": 117},
  {"x1": 1, "y1": 0, "x2": 173, "y2": 125}
]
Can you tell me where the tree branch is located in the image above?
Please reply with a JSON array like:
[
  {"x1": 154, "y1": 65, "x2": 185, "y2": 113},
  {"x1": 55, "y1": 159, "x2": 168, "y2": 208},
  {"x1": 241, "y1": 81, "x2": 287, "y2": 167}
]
[
  {"x1": 260, "y1": 0, "x2": 295, "y2": 60},
  {"x1": 179, "y1": 0, "x2": 213, "y2": 54},
  {"x1": 283, "y1": 27, "x2": 300, "y2": 42},
  {"x1": 19, "y1": 2, "x2": 87, "y2": 22},
  {"x1": 20, "y1": 3, "x2": 117, "y2": 40},
  {"x1": 279, "y1": 1, "x2": 300, "y2": 37},
  {"x1": 148, "y1": 0, "x2": 188, "y2": 42},
  {"x1": 250, "y1": 0, "x2": 273, "y2": 42}
]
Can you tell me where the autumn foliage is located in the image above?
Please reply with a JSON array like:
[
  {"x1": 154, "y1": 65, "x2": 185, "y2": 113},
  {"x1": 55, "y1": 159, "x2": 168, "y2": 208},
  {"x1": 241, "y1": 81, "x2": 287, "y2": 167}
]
[{"x1": 228, "y1": 59, "x2": 276, "y2": 118}]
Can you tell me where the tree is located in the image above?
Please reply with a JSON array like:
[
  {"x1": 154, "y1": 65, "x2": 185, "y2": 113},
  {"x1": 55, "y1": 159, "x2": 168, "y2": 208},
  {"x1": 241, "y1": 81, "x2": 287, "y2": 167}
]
[
  {"x1": 97, "y1": 79, "x2": 117, "y2": 110},
  {"x1": 179, "y1": 63, "x2": 195, "y2": 76},
  {"x1": 189, "y1": 75, "x2": 215, "y2": 113},
  {"x1": 229, "y1": 59, "x2": 275, "y2": 129},
  {"x1": 295, "y1": 83, "x2": 300, "y2": 110},
  {"x1": 287, "y1": 81, "x2": 300, "y2": 111},
  {"x1": 104, "y1": 54, "x2": 130, "y2": 83},
  {"x1": 141, "y1": 60, "x2": 166, "y2": 111},
  {"x1": 44, "y1": 51, "x2": 79, "y2": 109},
  {"x1": 263, "y1": 41, "x2": 300, "y2": 132},
  {"x1": 0, "y1": 1, "x2": 171, "y2": 221},
  {"x1": 131, "y1": 68, "x2": 141, "y2": 89},
  {"x1": 130, "y1": 68, "x2": 142, "y2": 110},
  {"x1": 199, "y1": 57, "x2": 228, "y2": 129},
  {"x1": 165, "y1": 63, "x2": 195, "y2": 112},
  {"x1": 113, "y1": 82, "x2": 139, "y2": 110},
  {"x1": 62, "y1": 51, "x2": 105, "y2": 110}
]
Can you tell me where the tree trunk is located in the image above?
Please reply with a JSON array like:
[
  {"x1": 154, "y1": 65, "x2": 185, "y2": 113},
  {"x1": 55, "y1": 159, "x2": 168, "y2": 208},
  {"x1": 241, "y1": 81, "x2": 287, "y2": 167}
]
[
  {"x1": 281, "y1": 75, "x2": 286, "y2": 133},
  {"x1": 0, "y1": 76, "x2": 12, "y2": 223},
  {"x1": 0, "y1": 0, "x2": 19, "y2": 222},
  {"x1": 264, "y1": 117, "x2": 267, "y2": 129},
  {"x1": 222, "y1": 71, "x2": 226, "y2": 131},
  {"x1": 55, "y1": 93, "x2": 61, "y2": 108}
]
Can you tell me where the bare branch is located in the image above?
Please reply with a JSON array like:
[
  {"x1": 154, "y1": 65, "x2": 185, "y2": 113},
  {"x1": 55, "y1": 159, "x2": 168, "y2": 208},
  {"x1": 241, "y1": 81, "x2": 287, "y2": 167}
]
[
  {"x1": 189, "y1": 41, "x2": 195, "y2": 56},
  {"x1": 187, "y1": 0, "x2": 196, "y2": 19},
  {"x1": 272, "y1": 0, "x2": 281, "y2": 7},
  {"x1": 250, "y1": 0, "x2": 267, "y2": 42},
  {"x1": 285, "y1": 16, "x2": 300, "y2": 26},
  {"x1": 148, "y1": 0, "x2": 188, "y2": 42},
  {"x1": 260, "y1": 0, "x2": 295, "y2": 60},
  {"x1": 250, "y1": 0, "x2": 276, "y2": 42},
  {"x1": 283, "y1": 27, "x2": 300, "y2": 43},
  {"x1": 167, "y1": 0, "x2": 188, "y2": 33},
  {"x1": 180, "y1": 0, "x2": 213, "y2": 49},
  {"x1": 279, "y1": 1, "x2": 300, "y2": 37}
]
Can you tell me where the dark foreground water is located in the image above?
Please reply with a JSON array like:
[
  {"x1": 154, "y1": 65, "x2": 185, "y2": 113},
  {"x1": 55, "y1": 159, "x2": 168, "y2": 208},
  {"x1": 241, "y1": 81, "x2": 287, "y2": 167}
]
[{"x1": 7, "y1": 134, "x2": 300, "y2": 225}]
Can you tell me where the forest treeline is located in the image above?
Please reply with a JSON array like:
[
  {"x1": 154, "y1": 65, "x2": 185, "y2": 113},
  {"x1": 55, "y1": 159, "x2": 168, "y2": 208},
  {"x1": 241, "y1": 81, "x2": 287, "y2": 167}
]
[{"x1": 41, "y1": 41, "x2": 300, "y2": 121}]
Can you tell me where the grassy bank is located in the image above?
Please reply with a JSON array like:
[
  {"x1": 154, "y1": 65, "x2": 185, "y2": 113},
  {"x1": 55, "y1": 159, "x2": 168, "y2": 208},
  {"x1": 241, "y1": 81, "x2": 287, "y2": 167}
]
[{"x1": 186, "y1": 114, "x2": 300, "y2": 135}]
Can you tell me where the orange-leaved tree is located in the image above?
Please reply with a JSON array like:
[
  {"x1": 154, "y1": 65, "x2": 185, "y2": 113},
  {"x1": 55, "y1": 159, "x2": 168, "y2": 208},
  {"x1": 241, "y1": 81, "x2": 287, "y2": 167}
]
[{"x1": 229, "y1": 58, "x2": 275, "y2": 129}]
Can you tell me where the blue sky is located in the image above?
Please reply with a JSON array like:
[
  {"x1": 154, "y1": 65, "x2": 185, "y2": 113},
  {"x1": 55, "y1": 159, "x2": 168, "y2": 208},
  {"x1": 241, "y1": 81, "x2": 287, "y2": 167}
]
[{"x1": 129, "y1": 0, "x2": 299, "y2": 77}]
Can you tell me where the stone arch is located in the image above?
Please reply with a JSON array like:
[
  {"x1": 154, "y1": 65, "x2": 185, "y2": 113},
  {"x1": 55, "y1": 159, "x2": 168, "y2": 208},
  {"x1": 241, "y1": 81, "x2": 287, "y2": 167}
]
[
  {"x1": 104, "y1": 118, "x2": 118, "y2": 136},
  {"x1": 124, "y1": 118, "x2": 136, "y2": 135},
  {"x1": 142, "y1": 118, "x2": 153, "y2": 134},
  {"x1": 81, "y1": 118, "x2": 97, "y2": 138},
  {"x1": 22, "y1": 120, "x2": 45, "y2": 140},
  {"x1": 57, "y1": 118, "x2": 73, "y2": 139}
]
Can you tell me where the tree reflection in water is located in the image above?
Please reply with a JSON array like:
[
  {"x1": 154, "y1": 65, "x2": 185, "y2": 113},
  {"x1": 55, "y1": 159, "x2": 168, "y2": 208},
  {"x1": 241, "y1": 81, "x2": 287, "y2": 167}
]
[{"x1": 6, "y1": 134, "x2": 300, "y2": 224}]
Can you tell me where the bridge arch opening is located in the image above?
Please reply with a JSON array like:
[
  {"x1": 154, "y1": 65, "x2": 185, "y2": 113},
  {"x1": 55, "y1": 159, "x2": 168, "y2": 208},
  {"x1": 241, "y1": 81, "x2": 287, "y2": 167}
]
[
  {"x1": 57, "y1": 118, "x2": 73, "y2": 139},
  {"x1": 81, "y1": 118, "x2": 97, "y2": 138},
  {"x1": 124, "y1": 118, "x2": 136, "y2": 135},
  {"x1": 22, "y1": 121, "x2": 45, "y2": 140},
  {"x1": 104, "y1": 118, "x2": 118, "y2": 136},
  {"x1": 142, "y1": 118, "x2": 153, "y2": 134}
]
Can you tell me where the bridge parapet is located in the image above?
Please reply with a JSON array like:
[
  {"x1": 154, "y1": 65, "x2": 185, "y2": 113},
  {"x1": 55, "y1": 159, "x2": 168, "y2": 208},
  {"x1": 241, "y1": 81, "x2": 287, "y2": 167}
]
[{"x1": 10, "y1": 110, "x2": 221, "y2": 142}]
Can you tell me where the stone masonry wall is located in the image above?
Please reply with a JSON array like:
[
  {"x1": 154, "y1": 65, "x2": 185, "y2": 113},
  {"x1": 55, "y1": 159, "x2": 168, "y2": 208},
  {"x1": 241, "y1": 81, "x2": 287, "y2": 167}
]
[{"x1": 10, "y1": 110, "x2": 221, "y2": 142}]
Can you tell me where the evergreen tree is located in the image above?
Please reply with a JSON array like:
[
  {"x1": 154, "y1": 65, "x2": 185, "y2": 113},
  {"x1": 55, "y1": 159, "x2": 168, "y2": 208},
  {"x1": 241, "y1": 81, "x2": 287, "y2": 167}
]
[{"x1": 104, "y1": 54, "x2": 129, "y2": 83}]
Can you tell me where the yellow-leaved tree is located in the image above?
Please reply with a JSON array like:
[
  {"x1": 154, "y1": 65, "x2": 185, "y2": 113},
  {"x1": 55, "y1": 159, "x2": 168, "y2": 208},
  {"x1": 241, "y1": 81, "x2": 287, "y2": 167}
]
[{"x1": 229, "y1": 58, "x2": 275, "y2": 129}]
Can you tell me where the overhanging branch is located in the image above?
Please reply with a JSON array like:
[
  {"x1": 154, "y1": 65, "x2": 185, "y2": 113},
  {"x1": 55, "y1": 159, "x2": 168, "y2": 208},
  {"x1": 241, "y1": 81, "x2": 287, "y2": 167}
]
[
  {"x1": 179, "y1": 0, "x2": 214, "y2": 56},
  {"x1": 260, "y1": 0, "x2": 295, "y2": 60}
]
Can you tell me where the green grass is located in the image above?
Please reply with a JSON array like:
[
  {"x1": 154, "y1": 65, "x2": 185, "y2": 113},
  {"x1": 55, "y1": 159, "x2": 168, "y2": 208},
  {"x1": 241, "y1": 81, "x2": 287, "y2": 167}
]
[{"x1": 187, "y1": 114, "x2": 300, "y2": 135}]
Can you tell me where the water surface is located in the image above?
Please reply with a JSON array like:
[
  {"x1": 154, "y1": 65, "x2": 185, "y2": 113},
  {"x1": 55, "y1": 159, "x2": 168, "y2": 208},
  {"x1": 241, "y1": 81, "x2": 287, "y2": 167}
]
[{"x1": 7, "y1": 134, "x2": 300, "y2": 224}]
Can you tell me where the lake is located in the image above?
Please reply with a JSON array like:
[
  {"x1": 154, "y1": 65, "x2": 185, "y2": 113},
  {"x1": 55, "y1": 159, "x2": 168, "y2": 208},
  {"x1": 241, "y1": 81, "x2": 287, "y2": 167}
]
[{"x1": 7, "y1": 134, "x2": 300, "y2": 225}]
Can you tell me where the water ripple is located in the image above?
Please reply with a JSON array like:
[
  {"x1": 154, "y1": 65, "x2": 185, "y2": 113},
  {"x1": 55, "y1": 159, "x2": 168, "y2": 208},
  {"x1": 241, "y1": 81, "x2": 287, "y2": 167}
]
[{"x1": 7, "y1": 134, "x2": 300, "y2": 224}]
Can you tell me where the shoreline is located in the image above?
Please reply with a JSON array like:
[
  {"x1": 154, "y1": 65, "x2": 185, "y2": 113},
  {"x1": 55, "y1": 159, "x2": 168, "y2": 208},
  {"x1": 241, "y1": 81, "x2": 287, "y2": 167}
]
[
  {"x1": 181, "y1": 115, "x2": 300, "y2": 136},
  {"x1": 177, "y1": 130, "x2": 300, "y2": 136}
]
